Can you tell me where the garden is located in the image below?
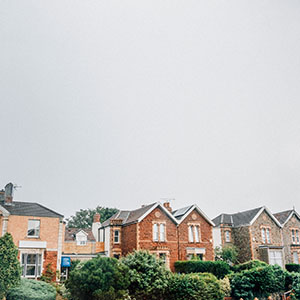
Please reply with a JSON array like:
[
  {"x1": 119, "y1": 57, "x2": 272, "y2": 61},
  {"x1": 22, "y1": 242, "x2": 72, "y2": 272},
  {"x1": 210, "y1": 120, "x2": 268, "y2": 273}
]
[{"x1": 1, "y1": 233, "x2": 300, "y2": 300}]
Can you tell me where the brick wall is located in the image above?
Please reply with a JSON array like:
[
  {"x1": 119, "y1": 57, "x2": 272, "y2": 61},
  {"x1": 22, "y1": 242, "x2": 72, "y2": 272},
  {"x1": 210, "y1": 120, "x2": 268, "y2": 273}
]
[
  {"x1": 250, "y1": 211, "x2": 283, "y2": 261},
  {"x1": 122, "y1": 223, "x2": 137, "y2": 256},
  {"x1": 63, "y1": 241, "x2": 97, "y2": 254},
  {"x1": 282, "y1": 215, "x2": 300, "y2": 263},
  {"x1": 138, "y1": 207, "x2": 178, "y2": 271},
  {"x1": 7, "y1": 215, "x2": 60, "y2": 249},
  {"x1": 177, "y1": 208, "x2": 214, "y2": 261},
  {"x1": 232, "y1": 226, "x2": 252, "y2": 263}
]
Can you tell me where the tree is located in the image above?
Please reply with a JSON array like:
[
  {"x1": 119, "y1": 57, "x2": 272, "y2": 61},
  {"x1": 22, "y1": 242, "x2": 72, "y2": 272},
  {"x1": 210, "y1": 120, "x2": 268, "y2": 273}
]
[
  {"x1": 0, "y1": 233, "x2": 21, "y2": 299},
  {"x1": 215, "y1": 245, "x2": 238, "y2": 265},
  {"x1": 65, "y1": 256, "x2": 130, "y2": 300},
  {"x1": 122, "y1": 250, "x2": 171, "y2": 300},
  {"x1": 66, "y1": 206, "x2": 118, "y2": 228}
]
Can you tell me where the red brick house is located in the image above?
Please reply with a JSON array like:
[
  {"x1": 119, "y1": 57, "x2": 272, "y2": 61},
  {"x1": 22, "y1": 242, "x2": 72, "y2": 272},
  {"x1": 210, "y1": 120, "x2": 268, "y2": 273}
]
[
  {"x1": 213, "y1": 206, "x2": 284, "y2": 267},
  {"x1": 0, "y1": 183, "x2": 64, "y2": 279},
  {"x1": 274, "y1": 209, "x2": 300, "y2": 264},
  {"x1": 96, "y1": 201, "x2": 215, "y2": 271}
]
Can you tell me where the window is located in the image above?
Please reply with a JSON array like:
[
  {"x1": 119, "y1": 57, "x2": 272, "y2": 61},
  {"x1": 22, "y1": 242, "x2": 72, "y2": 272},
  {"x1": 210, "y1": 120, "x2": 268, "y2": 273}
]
[
  {"x1": 21, "y1": 253, "x2": 42, "y2": 278},
  {"x1": 187, "y1": 253, "x2": 203, "y2": 260},
  {"x1": 225, "y1": 230, "x2": 231, "y2": 242},
  {"x1": 114, "y1": 230, "x2": 120, "y2": 243},
  {"x1": 292, "y1": 229, "x2": 300, "y2": 244},
  {"x1": 269, "y1": 250, "x2": 283, "y2": 268},
  {"x1": 27, "y1": 220, "x2": 40, "y2": 238},
  {"x1": 99, "y1": 228, "x2": 105, "y2": 242},
  {"x1": 113, "y1": 254, "x2": 120, "y2": 259},
  {"x1": 266, "y1": 228, "x2": 271, "y2": 243},
  {"x1": 153, "y1": 223, "x2": 166, "y2": 242},
  {"x1": 188, "y1": 225, "x2": 201, "y2": 243},
  {"x1": 188, "y1": 226, "x2": 194, "y2": 242},
  {"x1": 292, "y1": 229, "x2": 296, "y2": 244},
  {"x1": 293, "y1": 252, "x2": 299, "y2": 264},
  {"x1": 159, "y1": 253, "x2": 167, "y2": 265},
  {"x1": 76, "y1": 234, "x2": 87, "y2": 246}
]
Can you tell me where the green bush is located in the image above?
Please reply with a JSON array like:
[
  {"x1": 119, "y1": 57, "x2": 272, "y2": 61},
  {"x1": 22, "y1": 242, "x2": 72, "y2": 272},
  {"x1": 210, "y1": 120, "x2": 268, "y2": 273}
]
[
  {"x1": 65, "y1": 256, "x2": 130, "y2": 300},
  {"x1": 219, "y1": 276, "x2": 231, "y2": 297},
  {"x1": 0, "y1": 233, "x2": 21, "y2": 299},
  {"x1": 232, "y1": 259, "x2": 268, "y2": 273},
  {"x1": 166, "y1": 273, "x2": 224, "y2": 300},
  {"x1": 286, "y1": 264, "x2": 300, "y2": 273},
  {"x1": 122, "y1": 250, "x2": 171, "y2": 300},
  {"x1": 174, "y1": 260, "x2": 230, "y2": 279},
  {"x1": 6, "y1": 278, "x2": 56, "y2": 300},
  {"x1": 215, "y1": 245, "x2": 238, "y2": 265},
  {"x1": 230, "y1": 265, "x2": 285, "y2": 300}
]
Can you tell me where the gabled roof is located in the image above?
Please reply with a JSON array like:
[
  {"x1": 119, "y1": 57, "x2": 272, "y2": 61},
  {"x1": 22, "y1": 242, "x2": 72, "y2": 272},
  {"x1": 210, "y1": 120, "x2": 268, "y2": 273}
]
[
  {"x1": 274, "y1": 209, "x2": 300, "y2": 226},
  {"x1": 100, "y1": 202, "x2": 178, "y2": 227},
  {"x1": 65, "y1": 228, "x2": 96, "y2": 241},
  {"x1": 173, "y1": 204, "x2": 215, "y2": 226},
  {"x1": 0, "y1": 201, "x2": 64, "y2": 219},
  {"x1": 213, "y1": 206, "x2": 282, "y2": 228}
]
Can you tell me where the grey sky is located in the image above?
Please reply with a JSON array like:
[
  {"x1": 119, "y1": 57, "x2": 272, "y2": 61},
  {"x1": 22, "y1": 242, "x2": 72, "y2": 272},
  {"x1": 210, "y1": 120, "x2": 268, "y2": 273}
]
[{"x1": 1, "y1": 0, "x2": 300, "y2": 220}]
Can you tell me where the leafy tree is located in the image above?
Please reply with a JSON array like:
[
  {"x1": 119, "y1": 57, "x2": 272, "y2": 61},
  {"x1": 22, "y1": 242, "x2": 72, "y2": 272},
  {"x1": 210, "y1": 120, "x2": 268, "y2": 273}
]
[
  {"x1": 215, "y1": 245, "x2": 238, "y2": 265},
  {"x1": 66, "y1": 206, "x2": 118, "y2": 228},
  {"x1": 65, "y1": 256, "x2": 130, "y2": 300},
  {"x1": 0, "y1": 233, "x2": 21, "y2": 299},
  {"x1": 122, "y1": 250, "x2": 171, "y2": 300}
]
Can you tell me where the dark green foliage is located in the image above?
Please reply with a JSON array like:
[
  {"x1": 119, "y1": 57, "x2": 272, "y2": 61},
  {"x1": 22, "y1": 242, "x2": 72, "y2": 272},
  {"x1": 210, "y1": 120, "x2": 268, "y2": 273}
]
[
  {"x1": 6, "y1": 278, "x2": 56, "y2": 300},
  {"x1": 286, "y1": 263, "x2": 300, "y2": 273},
  {"x1": 230, "y1": 265, "x2": 286, "y2": 300},
  {"x1": 65, "y1": 256, "x2": 129, "y2": 300},
  {"x1": 215, "y1": 245, "x2": 238, "y2": 265},
  {"x1": 291, "y1": 273, "x2": 300, "y2": 299},
  {"x1": 232, "y1": 259, "x2": 268, "y2": 273},
  {"x1": 167, "y1": 273, "x2": 224, "y2": 300},
  {"x1": 174, "y1": 260, "x2": 230, "y2": 279},
  {"x1": 0, "y1": 233, "x2": 21, "y2": 299},
  {"x1": 66, "y1": 206, "x2": 118, "y2": 228},
  {"x1": 285, "y1": 272, "x2": 300, "y2": 291},
  {"x1": 122, "y1": 250, "x2": 171, "y2": 300},
  {"x1": 40, "y1": 263, "x2": 56, "y2": 283}
]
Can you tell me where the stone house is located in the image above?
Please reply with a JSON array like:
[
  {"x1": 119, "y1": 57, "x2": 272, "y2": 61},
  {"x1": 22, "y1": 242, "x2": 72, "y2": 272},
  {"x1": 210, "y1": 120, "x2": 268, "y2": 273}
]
[
  {"x1": 213, "y1": 206, "x2": 284, "y2": 267},
  {"x1": 274, "y1": 209, "x2": 300, "y2": 264},
  {"x1": 0, "y1": 183, "x2": 64, "y2": 279},
  {"x1": 96, "y1": 201, "x2": 215, "y2": 271}
]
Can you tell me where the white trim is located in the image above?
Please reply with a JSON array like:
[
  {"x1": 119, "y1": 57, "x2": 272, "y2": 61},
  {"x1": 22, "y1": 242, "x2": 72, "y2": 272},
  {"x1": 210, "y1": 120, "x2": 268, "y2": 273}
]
[
  {"x1": 176, "y1": 205, "x2": 215, "y2": 226},
  {"x1": 250, "y1": 206, "x2": 282, "y2": 228},
  {"x1": 0, "y1": 204, "x2": 10, "y2": 217},
  {"x1": 76, "y1": 230, "x2": 88, "y2": 236},
  {"x1": 137, "y1": 202, "x2": 179, "y2": 224},
  {"x1": 281, "y1": 210, "x2": 300, "y2": 226}
]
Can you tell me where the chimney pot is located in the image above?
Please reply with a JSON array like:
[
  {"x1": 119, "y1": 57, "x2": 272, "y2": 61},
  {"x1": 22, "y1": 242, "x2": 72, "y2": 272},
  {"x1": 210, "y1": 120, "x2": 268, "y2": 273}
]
[
  {"x1": 93, "y1": 213, "x2": 101, "y2": 223},
  {"x1": 163, "y1": 202, "x2": 172, "y2": 213}
]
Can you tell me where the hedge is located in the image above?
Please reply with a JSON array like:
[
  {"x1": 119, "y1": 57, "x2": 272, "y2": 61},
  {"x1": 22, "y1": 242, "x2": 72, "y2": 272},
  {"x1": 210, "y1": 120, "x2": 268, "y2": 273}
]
[
  {"x1": 6, "y1": 278, "x2": 56, "y2": 300},
  {"x1": 232, "y1": 259, "x2": 268, "y2": 273},
  {"x1": 174, "y1": 260, "x2": 230, "y2": 279},
  {"x1": 166, "y1": 273, "x2": 224, "y2": 300},
  {"x1": 286, "y1": 264, "x2": 300, "y2": 273}
]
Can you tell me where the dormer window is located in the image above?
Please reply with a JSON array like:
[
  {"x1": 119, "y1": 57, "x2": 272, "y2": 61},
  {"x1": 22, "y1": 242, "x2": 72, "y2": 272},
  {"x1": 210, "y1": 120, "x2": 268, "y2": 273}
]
[
  {"x1": 27, "y1": 220, "x2": 40, "y2": 238},
  {"x1": 76, "y1": 231, "x2": 87, "y2": 246}
]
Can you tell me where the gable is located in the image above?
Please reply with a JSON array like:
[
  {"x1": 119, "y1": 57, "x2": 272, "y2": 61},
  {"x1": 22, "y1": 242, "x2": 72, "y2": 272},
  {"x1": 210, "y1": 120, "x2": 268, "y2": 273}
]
[
  {"x1": 179, "y1": 208, "x2": 214, "y2": 227},
  {"x1": 251, "y1": 209, "x2": 282, "y2": 229},
  {"x1": 175, "y1": 205, "x2": 214, "y2": 226},
  {"x1": 285, "y1": 213, "x2": 300, "y2": 228},
  {"x1": 140, "y1": 205, "x2": 178, "y2": 225}
]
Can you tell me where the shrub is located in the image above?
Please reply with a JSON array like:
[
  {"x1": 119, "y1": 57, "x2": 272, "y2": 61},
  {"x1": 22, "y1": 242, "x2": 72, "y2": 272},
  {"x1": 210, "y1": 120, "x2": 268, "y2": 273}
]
[
  {"x1": 65, "y1": 256, "x2": 130, "y2": 300},
  {"x1": 0, "y1": 233, "x2": 21, "y2": 299},
  {"x1": 122, "y1": 250, "x2": 171, "y2": 300},
  {"x1": 230, "y1": 265, "x2": 286, "y2": 300},
  {"x1": 286, "y1": 264, "x2": 300, "y2": 273},
  {"x1": 219, "y1": 276, "x2": 231, "y2": 297},
  {"x1": 40, "y1": 263, "x2": 56, "y2": 283},
  {"x1": 6, "y1": 278, "x2": 56, "y2": 300},
  {"x1": 285, "y1": 272, "x2": 300, "y2": 291},
  {"x1": 232, "y1": 259, "x2": 268, "y2": 273},
  {"x1": 174, "y1": 260, "x2": 230, "y2": 279},
  {"x1": 166, "y1": 273, "x2": 224, "y2": 300},
  {"x1": 215, "y1": 245, "x2": 238, "y2": 265}
]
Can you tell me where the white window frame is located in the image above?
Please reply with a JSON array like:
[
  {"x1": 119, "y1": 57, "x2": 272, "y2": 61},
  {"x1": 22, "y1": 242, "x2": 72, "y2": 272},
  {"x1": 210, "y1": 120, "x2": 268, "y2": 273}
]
[
  {"x1": 296, "y1": 230, "x2": 300, "y2": 244},
  {"x1": 194, "y1": 226, "x2": 200, "y2": 243},
  {"x1": 225, "y1": 230, "x2": 231, "y2": 242},
  {"x1": 261, "y1": 228, "x2": 266, "y2": 244},
  {"x1": 159, "y1": 224, "x2": 165, "y2": 242},
  {"x1": 153, "y1": 223, "x2": 166, "y2": 242},
  {"x1": 188, "y1": 225, "x2": 194, "y2": 242},
  {"x1": 21, "y1": 253, "x2": 42, "y2": 278},
  {"x1": 266, "y1": 228, "x2": 271, "y2": 244},
  {"x1": 27, "y1": 220, "x2": 40, "y2": 238},
  {"x1": 153, "y1": 223, "x2": 159, "y2": 241},
  {"x1": 114, "y1": 230, "x2": 120, "y2": 243}
]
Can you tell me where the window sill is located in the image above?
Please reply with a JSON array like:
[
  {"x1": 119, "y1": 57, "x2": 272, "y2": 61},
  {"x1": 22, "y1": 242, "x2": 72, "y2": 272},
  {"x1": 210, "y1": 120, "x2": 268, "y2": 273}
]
[{"x1": 27, "y1": 236, "x2": 40, "y2": 239}]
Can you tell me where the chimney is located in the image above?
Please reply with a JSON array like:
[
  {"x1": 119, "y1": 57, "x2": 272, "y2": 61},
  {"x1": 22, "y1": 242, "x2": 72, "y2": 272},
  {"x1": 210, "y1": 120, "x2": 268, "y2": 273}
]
[
  {"x1": 4, "y1": 183, "x2": 14, "y2": 205},
  {"x1": 163, "y1": 202, "x2": 172, "y2": 213},
  {"x1": 92, "y1": 213, "x2": 101, "y2": 242},
  {"x1": 93, "y1": 213, "x2": 101, "y2": 223}
]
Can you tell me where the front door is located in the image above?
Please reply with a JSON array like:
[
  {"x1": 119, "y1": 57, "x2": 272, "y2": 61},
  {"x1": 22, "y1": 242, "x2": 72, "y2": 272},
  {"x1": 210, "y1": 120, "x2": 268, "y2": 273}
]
[{"x1": 269, "y1": 250, "x2": 283, "y2": 268}]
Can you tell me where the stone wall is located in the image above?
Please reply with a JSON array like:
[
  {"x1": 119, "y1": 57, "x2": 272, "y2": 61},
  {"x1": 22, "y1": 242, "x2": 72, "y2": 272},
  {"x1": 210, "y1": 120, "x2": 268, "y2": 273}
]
[{"x1": 232, "y1": 226, "x2": 252, "y2": 263}]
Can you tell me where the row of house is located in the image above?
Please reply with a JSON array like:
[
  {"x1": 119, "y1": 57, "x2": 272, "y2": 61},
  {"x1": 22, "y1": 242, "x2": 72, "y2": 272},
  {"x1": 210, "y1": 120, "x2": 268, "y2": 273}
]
[{"x1": 0, "y1": 182, "x2": 299, "y2": 278}]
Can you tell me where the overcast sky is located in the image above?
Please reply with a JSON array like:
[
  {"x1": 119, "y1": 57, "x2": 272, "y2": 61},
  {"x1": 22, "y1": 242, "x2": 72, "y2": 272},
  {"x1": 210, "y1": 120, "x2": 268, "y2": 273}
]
[{"x1": 1, "y1": 0, "x2": 300, "y2": 220}]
